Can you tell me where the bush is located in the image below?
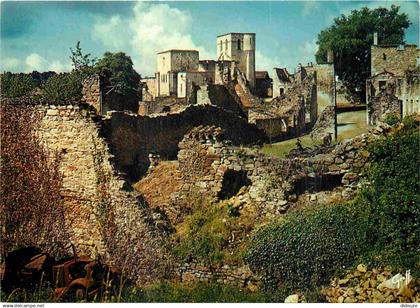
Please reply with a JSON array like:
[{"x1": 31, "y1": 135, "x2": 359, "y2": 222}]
[
  {"x1": 382, "y1": 113, "x2": 401, "y2": 126},
  {"x1": 362, "y1": 118, "x2": 420, "y2": 271},
  {"x1": 1, "y1": 73, "x2": 37, "y2": 98},
  {"x1": 173, "y1": 202, "x2": 229, "y2": 265},
  {"x1": 41, "y1": 72, "x2": 83, "y2": 102},
  {"x1": 244, "y1": 203, "x2": 370, "y2": 290}
]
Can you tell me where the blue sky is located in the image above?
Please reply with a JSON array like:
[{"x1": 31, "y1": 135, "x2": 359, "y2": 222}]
[{"x1": 1, "y1": 1, "x2": 419, "y2": 76}]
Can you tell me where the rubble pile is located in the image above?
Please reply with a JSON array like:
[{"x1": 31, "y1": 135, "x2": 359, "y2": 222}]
[{"x1": 321, "y1": 264, "x2": 419, "y2": 303}]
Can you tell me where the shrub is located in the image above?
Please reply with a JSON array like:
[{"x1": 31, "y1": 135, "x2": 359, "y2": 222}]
[
  {"x1": 382, "y1": 113, "x2": 401, "y2": 126},
  {"x1": 362, "y1": 118, "x2": 420, "y2": 271},
  {"x1": 41, "y1": 72, "x2": 83, "y2": 102},
  {"x1": 1, "y1": 73, "x2": 37, "y2": 98},
  {"x1": 244, "y1": 203, "x2": 370, "y2": 290},
  {"x1": 173, "y1": 202, "x2": 228, "y2": 265}
]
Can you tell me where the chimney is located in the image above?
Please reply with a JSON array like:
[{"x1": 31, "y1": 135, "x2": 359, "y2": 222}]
[
  {"x1": 327, "y1": 50, "x2": 334, "y2": 64},
  {"x1": 373, "y1": 32, "x2": 378, "y2": 46}
]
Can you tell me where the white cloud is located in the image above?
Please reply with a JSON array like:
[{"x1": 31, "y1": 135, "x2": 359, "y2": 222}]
[
  {"x1": 0, "y1": 57, "x2": 21, "y2": 71},
  {"x1": 255, "y1": 50, "x2": 282, "y2": 72},
  {"x1": 297, "y1": 39, "x2": 317, "y2": 64},
  {"x1": 91, "y1": 2, "x2": 211, "y2": 76},
  {"x1": 302, "y1": 1, "x2": 321, "y2": 16},
  {"x1": 25, "y1": 53, "x2": 49, "y2": 72},
  {"x1": 92, "y1": 15, "x2": 127, "y2": 51},
  {"x1": 48, "y1": 60, "x2": 72, "y2": 72}
]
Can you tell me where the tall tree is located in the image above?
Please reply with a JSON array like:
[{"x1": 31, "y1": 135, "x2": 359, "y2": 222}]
[
  {"x1": 95, "y1": 52, "x2": 140, "y2": 100},
  {"x1": 316, "y1": 5, "x2": 411, "y2": 101}
]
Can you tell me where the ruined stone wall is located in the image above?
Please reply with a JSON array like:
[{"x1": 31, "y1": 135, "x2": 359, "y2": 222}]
[
  {"x1": 81, "y1": 74, "x2": 102, "y2": 114},
  {"x1": 100, "y1": 105, "x2": 267, "y2": 181},
  {"x1": 197, "y1": 84, "x2": 246, "y2": 117},
  {"x1": 175, "y1": 262, "x2": 259, "y2": 290},
  {"x1": 176, "y1": 125, "x2": 374, "y2": 217},
  {"x1": 368, "y1": 91, "x2": 402, "y2": 126},
  {"x1": 37, "y1": 103, "x2": 165, "y2": 267},
  {"x1": 371, "y1": 45, "x2": 418, "y2": 76}
]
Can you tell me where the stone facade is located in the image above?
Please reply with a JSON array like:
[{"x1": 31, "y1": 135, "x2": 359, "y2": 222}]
[
  {"x1": 371, "y1": 44, "x2": 418, "y2": 76},
  {"x1": 217, "y1": 33, "x2": 256, "y2": 89},
  {"x1": 272, "y1": 67, "x2": 292, "y2": 98},
  {"x1": 156, "y1": 49, "x2": 199, "y2": 97},
  {"x1": 367, "y1": 44, "x2": 419, "y2": 125},
  {"x1": 37, "y1": 103, "x2": 165, "y2": 265}
]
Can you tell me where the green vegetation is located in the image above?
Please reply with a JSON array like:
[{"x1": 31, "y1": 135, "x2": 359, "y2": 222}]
[
  {"x1": 244, "y1": 202, "x2": 370, "y2": 290},
  {"x1": 316, "y1": 5, "x2": 410, "y2": 100},
  {"x1": 362, "y1": 115, "x2": 419, "y2": 273},
  {"x1": 95, "y1": 51, "x2": 140, "y2": 102},
  {"x1": 245, "y1": 115, "x2": 420, "y2": 291},
  {"x1": 41, "y1": 72, "x2": 84, "y2": 102},
  {"x1": 0, "y1": 73, "x2": 38, "y2": 98},
  {"x1": 173, "y1": 200, "x2": 237, "y2": 265},
  {"x1": 261, "y1": 134, "x2": 320, "y2": 158}
]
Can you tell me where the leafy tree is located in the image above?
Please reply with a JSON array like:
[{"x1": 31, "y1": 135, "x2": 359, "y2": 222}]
[
  {"x1": 94, "y1": 52, "x2": 141, "y2": 102},
  {"x1": 41, "y1": 72, "x2": 83, "y2": 102},
  {"x1": 69, "y1": 41, "x2": 96, "y2": 72},
  {"x1": 316, "y1": 5, "x2": 411, "y2": 100},
  {"x1": 0, "y1": 73, "x2": 38, "y2": 98}
]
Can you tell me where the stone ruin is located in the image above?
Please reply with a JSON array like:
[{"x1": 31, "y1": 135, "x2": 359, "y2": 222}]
[{"x1": 170, "y1": 124, "x2": 377, "y2": 218}]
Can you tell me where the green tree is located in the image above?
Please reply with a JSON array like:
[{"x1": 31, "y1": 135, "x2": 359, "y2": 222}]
[
  {"x1": 0, "y1": 73, "x2": 37, "y2": 98},
  {"x1": 94, "y1": 52, "x2": 140, "y2": 101},
  {"x1": 316, "y1": 5, "x2": 410, "y2": 101},
  {"x1": 41, "y1": 72, "x2": 83, "y2": 102},
  {"x1": 69, "y1": 41, "x2": 96, "y2": 72}
]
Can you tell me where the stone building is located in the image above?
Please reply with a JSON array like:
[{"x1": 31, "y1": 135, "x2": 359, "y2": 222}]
[
  {"x1": 255, "y1": 71, "x2": 272, "y2": 98},
  {"x1": 366, "y1": 40, "x2": 419, "y2": 125},
  {"x1": 216, "y1": 33, "x2": 256, "y2": 89},
  {"x1": 155, "y1": 49, "x2": 200, "y2": 97},
  {"x1": 272, "y1": 67, "x2": 292, "y2": 98}
]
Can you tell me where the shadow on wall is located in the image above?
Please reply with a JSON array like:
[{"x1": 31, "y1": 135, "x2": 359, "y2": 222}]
[
  {"x1": 218, "y1": 170, "x2": 251, "y2": 200},
  {"x1": 100, "y1": 105, "x2": 267, "y2": 182}
]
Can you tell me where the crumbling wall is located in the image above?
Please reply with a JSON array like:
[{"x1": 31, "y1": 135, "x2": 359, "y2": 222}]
[
  {"x1": 100, "y1": 105, "x2": 267, "y2": 181},
  {"x1": 175, "y1": 125, "x2": 375, "y2": 217},
  {"x1": 81, "y1": 74, "x2": 102, "y2": 114},
  {"x1": 197, "y1": 84, "x2": 246, "y2": 117},
  {"x1": 175, "y1": 262, "x2": 259, "y2": 290},
  {"x1": 37, "y1": 103, "x2": 165, "y2": 265},
  {"x1": 368, "y1": 91, "x2": 402, "y2": 126},
  {"x1": 371, "y1": 45, "x2": 418, "y2": 76}
]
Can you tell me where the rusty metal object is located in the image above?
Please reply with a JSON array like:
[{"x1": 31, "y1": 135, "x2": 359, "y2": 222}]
[{"x1": 1, "y1": 246, "x2": 118, "y2": 302}]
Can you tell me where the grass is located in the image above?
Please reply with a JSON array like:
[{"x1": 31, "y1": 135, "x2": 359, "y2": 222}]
[
  {"x1": 261, "y1": 110, "x2": 367, "y2": 159},
  {"x1": 261, "y1": 134, "x2": 321, "y2": 158}
]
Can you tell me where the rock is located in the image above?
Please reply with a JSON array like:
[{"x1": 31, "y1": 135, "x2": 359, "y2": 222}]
[
  {"x1": 338, "y1": 278, "x2": 349, "y2": 285},
  {"x1": 378, "y1": 274, "x2": 403, "y2": 291},
  {"x1": 357, "y1": 264, "x2": 367, "y2": 273},
  {"x1": 284, "y1": 294, "x2": 299, "y2": 303}
]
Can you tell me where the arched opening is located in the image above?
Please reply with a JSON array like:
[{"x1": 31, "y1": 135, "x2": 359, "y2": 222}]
[{"x1": 218, "y1": 170, "x2": 251, "y2": 200}]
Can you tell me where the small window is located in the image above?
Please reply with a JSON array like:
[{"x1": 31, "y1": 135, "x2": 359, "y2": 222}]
[
  {"x1": 180, "y1": 83, "x2": 183, "y2": 92},
  {"x1": 225, "y1": 39, "x2": 228, "y2": 51},
  {"x1": 280, "y1": 88, "x2": 284, "y2": 95},
  {"x1": 383, "y1": 53, "x2": 387, "y2": 60},
  {"x1": 220, "y1": 42, "x2": 222, "y2": 52},
  {"x1": 237, "y1": 39, "x2": 241, "y2": 50},
  {"x1": 379, "y1": 80, "x2": 386, "y2": 90}
]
